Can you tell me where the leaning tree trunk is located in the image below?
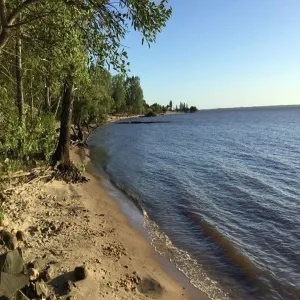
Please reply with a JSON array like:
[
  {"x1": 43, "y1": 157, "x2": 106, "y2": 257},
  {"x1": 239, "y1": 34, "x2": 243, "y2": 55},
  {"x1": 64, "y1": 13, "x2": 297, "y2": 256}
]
[
  {"x1": 15, "y1": 15, "x2": 23, "y2": 125},
  {"x1": 52, "y1": 75, "x2": 74, "y2": 164}
]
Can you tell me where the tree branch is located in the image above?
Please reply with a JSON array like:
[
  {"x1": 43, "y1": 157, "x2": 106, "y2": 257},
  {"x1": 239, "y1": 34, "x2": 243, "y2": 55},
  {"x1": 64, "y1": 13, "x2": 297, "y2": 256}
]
[
  {"x1": 7, "y1": 0, "x2": 43, "y2": 26},
  {"x1": 7, "y1": 13, "x2": 48, "y2": 28}
]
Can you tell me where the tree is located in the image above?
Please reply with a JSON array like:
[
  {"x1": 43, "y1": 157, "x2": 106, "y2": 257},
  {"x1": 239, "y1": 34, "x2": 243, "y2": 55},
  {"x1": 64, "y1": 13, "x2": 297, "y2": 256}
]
[
  {"x1": 169, "y1": 100, "x2": 172, "y2": 111},
  {"x1": 54, "y1": 0, "x2": 171, "y2": 164},
  {"x1": 125, "y1": 76, "x2": 144, "y2": 115},
  {"x1": 190, "y1": 106, "x2": 198, "y2": 113},
  {"x1": 72, "y1": 63, "x2": 113, "y2": 141},
  {"x1": 112, "y1": 74, "x2": 126, "y2": 114},
  {"x1": 0, "y1": 0, "x2": 43, "y2": 50},
  {"x1": 0, "y1": 0, "x2": 172, "y2": 168},
  {"x1": 15, "y1": 15, "x2": 24, "y2": 125},
  {"x1": 150, "y1": 103, "x2": 163, "y2": 114}
]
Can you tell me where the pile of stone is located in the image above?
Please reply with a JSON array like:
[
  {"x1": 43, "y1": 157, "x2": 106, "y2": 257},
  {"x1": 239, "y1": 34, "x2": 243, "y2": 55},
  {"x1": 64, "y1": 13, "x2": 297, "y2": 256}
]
[
  {"x1": 0, "y1": 243, "x2": 53, "y2": 299},
  {"x1": 0, "y1": 229, "x2": 88, "y2": 300}
]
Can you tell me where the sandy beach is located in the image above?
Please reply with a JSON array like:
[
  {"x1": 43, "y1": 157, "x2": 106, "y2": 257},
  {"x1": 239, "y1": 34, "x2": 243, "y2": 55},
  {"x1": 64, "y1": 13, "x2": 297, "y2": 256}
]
[{"x1": 0, "y1": 147, "x2": 209, "y2": 300}]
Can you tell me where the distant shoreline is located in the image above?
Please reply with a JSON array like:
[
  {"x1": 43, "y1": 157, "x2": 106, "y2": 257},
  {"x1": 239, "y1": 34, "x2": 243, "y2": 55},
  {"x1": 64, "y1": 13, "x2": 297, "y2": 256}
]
[{"x1": 200, "y1": 104, "x2": 300, "y2": 112}]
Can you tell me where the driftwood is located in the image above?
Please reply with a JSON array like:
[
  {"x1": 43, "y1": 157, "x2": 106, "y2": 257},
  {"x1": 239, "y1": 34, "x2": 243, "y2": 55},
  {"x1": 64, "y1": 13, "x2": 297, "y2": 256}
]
[
  {"x1": 2, "y1": 167, "x2": 53, "y2": 193},
  {"x1": 2, "y1": 171, "x2": 31, "y2": 179}
]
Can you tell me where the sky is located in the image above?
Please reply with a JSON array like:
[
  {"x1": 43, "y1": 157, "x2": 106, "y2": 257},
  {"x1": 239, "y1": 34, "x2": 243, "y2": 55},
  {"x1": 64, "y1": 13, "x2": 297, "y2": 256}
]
[{"x1": 122, "y1": 0, "x2": 300, "y2": 109}]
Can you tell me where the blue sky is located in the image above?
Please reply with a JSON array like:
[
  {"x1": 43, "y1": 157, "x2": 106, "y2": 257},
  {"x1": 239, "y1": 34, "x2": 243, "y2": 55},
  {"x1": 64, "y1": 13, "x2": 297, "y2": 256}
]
[{"x1": 123, "y1": 0, "x2": 300, "y2": 109}]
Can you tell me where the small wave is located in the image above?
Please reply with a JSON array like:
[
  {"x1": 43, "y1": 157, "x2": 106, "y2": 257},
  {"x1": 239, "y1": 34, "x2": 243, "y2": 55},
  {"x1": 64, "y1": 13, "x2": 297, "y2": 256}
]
[
  {"x1": 106, "y1": 172, "x2": 233, "y2": 299},
  {"x1": 108, "y1": 176, "x2": 144, "y2": 214},
  {"x1": 143, "y1": 211, "x2": 234, "y2": 300},
  {"x1": 187, "y1": 211, "x2": 262, "y2": 277}
]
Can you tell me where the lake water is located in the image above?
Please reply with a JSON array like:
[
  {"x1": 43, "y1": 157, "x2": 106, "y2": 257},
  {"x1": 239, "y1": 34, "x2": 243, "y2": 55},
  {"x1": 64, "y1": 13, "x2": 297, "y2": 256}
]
[{"x1": 89, "y1": 107, "x2": 300, "y2": 300}]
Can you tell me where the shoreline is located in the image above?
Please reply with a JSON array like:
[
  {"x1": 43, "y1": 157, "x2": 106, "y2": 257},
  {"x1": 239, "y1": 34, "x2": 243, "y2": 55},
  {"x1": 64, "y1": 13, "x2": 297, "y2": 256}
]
[
  {"x1": 78, "y1": 146, "x2": 210, "y2": 300},
  {"x1": 0, "y1": 143, "x2": 210, "y2": 299}
]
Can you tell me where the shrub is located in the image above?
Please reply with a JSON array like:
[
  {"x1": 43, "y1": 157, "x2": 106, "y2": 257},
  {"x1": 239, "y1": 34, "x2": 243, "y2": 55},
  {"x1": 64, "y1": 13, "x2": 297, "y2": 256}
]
[
  {"x1": 0, "y1": 97, "x2": 57, "y2": 173},
  {"x1": 144, "y1": 111, "x2": 157, "y2": 117}
]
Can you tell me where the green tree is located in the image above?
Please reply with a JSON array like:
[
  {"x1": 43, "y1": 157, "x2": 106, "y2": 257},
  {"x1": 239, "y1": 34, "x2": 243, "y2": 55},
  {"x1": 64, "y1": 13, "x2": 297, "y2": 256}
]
[
  {"x1": 169, "y1": 100, "x2": 173, "y2": 111},
  {"x1": 0, "y1": 0, "x2": 172, "y2": 167},
  {"x1": 190, "y1": 106, "x2": 198, "y2": 113},
  {"x1": 73, "y1": 63, "x2": 113, "y2": 134},
  {"x1": 150, "y1": 103, "x2": 162, "y2": 114},
  {"x1": 125, "y1": 76, "x2": 144, "y2": 115},
  {"x1": 112, "y1": 74, "x2": 126, "y2": 114},
  {"x1": 54, "y1": 0, "x2": 172, "y2": 163}
]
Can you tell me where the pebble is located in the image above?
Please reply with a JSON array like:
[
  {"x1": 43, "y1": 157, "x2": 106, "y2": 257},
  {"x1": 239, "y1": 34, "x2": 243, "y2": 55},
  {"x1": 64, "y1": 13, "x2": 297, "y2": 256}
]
[
  {"x1": 16, "y1": 230, "x2": 26, "y2": 241},
  {"x1": 28, "y1": 268, "x2": 40, "y2": 281},
  {"x1": 0, "y1": 229, "x2": 18, "y2": 250},
  {"x1": 74, "y1": 265, "x2": 88, "y2": 280}
]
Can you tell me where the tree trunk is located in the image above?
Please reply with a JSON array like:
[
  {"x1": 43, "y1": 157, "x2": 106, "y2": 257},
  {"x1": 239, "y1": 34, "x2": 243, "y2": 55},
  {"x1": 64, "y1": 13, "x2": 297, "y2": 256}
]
[
  {"x1": 15, "y1": 16, "x2": 23, "y2": 125},
  {"x1": 77, "y1": 121, "x2": 83, "y2": 142},
  {"x1": 0, "y1": 0, "x2": 9, "y2": 51},
  {"x1": 0, "y1": 28, "x2": 9, "y2": 51},
  {"x1": 30, "y1": 77, "x2": 34, "y2": 126},
  {"x1": 44, "y1": 85, "x2": 50, "y2": 111},
  {"x1": 52, "y1": 75, "x2": 74, "y2": 164},
  {"x1": 54, "y1": 95, "x2": 61, "y2": 117}
]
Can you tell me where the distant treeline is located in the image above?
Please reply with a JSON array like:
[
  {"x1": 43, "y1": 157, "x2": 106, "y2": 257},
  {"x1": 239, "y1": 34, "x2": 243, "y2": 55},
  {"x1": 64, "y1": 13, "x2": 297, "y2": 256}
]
[{"x1": 146, "y1": 101, "x2": 198, "y2": 115}]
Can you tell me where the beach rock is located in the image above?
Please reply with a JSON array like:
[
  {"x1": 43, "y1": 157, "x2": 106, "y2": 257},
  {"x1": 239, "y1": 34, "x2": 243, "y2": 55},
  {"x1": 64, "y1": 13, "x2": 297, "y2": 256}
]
[
  {"x1": 74, "y1": 265, "x2": 88, "y2": 280},
  {"x1": 27, "y1": 259, "x2": 44, "y2": 270},
  {"x1": 137, "y1": 277, "x2": 163, "y2": 298},
  {"x1": 44, "y1": 265, "x2": 55, "y2": 281},
  {"x1": 16, "y1": 230, "x2": 26, "y2": 242},
  {"x1": 0, "y1": 249, "x2": 24, "y2": 274},
  {"x1": 28, "y1": 268, "x2": 39, "y2": 281},
  {"x1": 0, "y1": 272, "x2": 29, "y2": 298},
  {"x1": 0, "y1": 250, "x2": 29, "y2": 298},
  {"x1": 34, "y1": 279, "x2": 49, "y2": 298},
  {"x1": 0, "y1": 229, "x2": 18, "y2": 250}
]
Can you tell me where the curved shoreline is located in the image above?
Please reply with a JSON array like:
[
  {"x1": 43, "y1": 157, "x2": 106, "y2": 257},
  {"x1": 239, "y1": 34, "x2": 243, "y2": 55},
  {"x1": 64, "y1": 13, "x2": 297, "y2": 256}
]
[{"x1": 78, "y1": 147, "x2": 211, "y2": 300}]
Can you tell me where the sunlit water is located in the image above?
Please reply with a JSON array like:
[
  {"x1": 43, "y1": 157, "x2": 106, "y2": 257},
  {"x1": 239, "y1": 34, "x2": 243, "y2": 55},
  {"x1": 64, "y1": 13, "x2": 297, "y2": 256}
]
[{"x1": 89, "y1": 107, "x2": 300, "y2": 300}]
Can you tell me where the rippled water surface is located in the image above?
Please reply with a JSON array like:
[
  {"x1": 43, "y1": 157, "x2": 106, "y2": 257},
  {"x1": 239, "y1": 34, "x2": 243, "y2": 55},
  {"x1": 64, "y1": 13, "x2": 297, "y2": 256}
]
[{"x1": 89, "y1": 107, "x2": 300, "y2": 300}]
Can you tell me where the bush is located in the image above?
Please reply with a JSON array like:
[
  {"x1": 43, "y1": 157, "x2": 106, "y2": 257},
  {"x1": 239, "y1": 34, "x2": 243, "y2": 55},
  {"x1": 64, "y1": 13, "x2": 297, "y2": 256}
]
[
  {"x1": 144, "y1": 111, "x2": 157, "y2": 117},
  {"x1": 0, "y1": 97, "x2": 57, "y2": 173},
  {"x1": 190, "y1": 106, "x2": 198, "y2": 113}
]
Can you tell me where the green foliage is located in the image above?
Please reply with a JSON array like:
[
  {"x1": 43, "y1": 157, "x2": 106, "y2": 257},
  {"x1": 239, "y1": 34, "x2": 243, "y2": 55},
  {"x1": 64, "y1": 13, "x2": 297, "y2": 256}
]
[
  {"x1": 76, "y1": 160, "x2": 88, "y2": 173},
  {"x1": 112, "y1": 75, "x2": 126, "y2": 114},
  {"x1": 190, "y1": 106, "x2": 198, "y2": 113},
  {"x1": 145, "y1": 111, "x2": 157, "y2": 117},
  {"x1": 0, "y1": 98, "x2": 57, "y2": 173},
  {"x1": 0, "y1": 0, "x2": 173, "y2": 169},
  {"x1": 125, "y1": 76, "x2": 144, "y2": 114},
  {"x1": 178, "y1": 102, "x2": 190, "y2": 113},
  {"x1": 150, "y1": 103, "x2": 163, "y2": 114},
  {"x1": 73, "y1": 64, "x2": 113, "y2": 126}
]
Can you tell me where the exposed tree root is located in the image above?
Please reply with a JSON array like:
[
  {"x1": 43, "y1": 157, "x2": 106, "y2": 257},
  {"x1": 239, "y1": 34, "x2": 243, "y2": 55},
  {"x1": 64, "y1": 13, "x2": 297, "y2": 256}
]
[{"x1": 53, "y1": 163, "x2": 87, "y2": 183}]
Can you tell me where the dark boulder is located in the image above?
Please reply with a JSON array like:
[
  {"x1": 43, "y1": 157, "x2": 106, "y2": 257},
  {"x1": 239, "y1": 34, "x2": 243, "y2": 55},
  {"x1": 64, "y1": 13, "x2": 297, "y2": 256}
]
[{"x1": 74, "y1": 265, "x2": 88, "y2": 280}]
